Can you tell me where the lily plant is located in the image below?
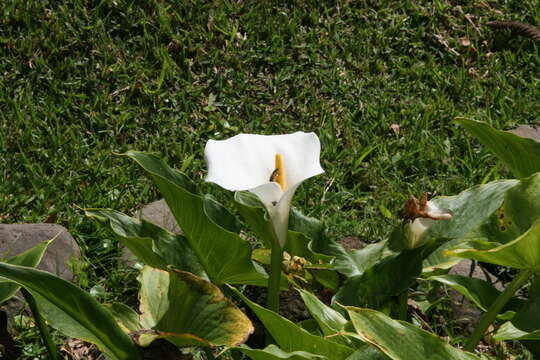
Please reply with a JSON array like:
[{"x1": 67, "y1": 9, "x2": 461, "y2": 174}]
[{"x1": 205, "y1": 131, "x2": 324, "y2": 312}]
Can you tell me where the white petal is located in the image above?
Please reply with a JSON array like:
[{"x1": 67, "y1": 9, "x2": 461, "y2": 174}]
[
  {"x1": 406, "y1": 217, "x2": 435, "y2": 249},
  {"x1": 269, "y1": 183, "x2": 301, "y2": 247},
  {"x1": 425, "y1": 201, "x2": 453, "y2": 220},
  {"x1": 248, "y1": 182, "x2": 283, "y2": 208},
  {"x1": 204, "y1": 132, "x2": 324, "y2": 191}
]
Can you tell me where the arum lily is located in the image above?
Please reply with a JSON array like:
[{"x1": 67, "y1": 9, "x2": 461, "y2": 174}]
[
  {"x1": 205, "y1": 131, "x2": 324, "y2": 248},
  {"x1": 403, "y1": 193, "x2": 452, "y2": 249},
  {"x1": 205, "y1": 132, "x2": 323, "y2": 314}
]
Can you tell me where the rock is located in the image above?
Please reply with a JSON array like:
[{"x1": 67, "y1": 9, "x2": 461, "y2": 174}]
[
  {"x1": 0, "y1": 224, "x2": 81, "y2": 323},
  {"x1": 449, "y1": 259, "x2": 502, "y2": 290},
  {"x1": 508, "y1": 125, "x2": 540, "y2": 142},
  {"x1": 447, "y1": 259, "x2": 503, "y2": 334},
  {"x1": 137, "y1": 199, "x2": 181, "y2": 234},
  {"x1": 0, "y1": 224, "x2": 80, "y2": 281}
]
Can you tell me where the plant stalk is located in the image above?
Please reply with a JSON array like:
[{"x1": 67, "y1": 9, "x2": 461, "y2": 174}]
[
  {"x1": 464, "y1": 269, "x2": 532, "y2": 352},
  {"x1": 397, "y1": 290, "x2": 408, "y2": 321},
  {"x1": 267, "y1": 241, "x2": 283, "y2": 314},
  {"x1": 21, "y1": 288, "x2": 61, "y2": 360},
  {"x1": 203, "y1": 347, "x2": 215, "y2": 360}
]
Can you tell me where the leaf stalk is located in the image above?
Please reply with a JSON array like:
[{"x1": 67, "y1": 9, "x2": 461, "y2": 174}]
[
  {"x1": 21, "y1": 288, "x2": 61, "y2": 360},
  {"x1": 464, "y1": 269, "x2": 532, "y2": 351}
]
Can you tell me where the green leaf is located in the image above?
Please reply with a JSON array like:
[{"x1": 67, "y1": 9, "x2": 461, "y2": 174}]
[
  {"x1": 297, "y1": 289, "x2": 363, "y2": 348},
  {"x1": 297, "y1": 289, "x2": 347, "y2": 335},
  {"x1": 428, "y1": 275, "x2": 522, "y2": 312},
  {"x1": 346, "y1": 308, "x2": 479, "y2": 359},
  {"x1": 86, "y1": 209, "x2": 205, "y2": 277},
  {"x1": 138, "y1": 266, "x2": 253, "y2": 347},
  {"x1": 456, "y1": 119, "x2": 540, "y2": 178},
  {"x1": 286, "y1": 208, "x2": 375, "y2": 278},
  {"x1": 335, "y1": 240, "x2": 442, "y2": 308},
  {"x1": 446, "y1": 220, "x2": 540, "y2": 270},
  {"x1": 495, "y1": 278, "x2": 540, "y2": 341},
  {"x1": 235, "y1": 191, "x2": 276, "y2": 248},
  {"x1": 125, "y1": 151, "x2": 267, "y2": 285},
  {"x1": 333, "y1": 241, "x2": 391, "y2": 278},
  {"x1": 229, "y1": 286, "x2": 354, "y2": 360},
  {"x1": 0, "y1": 262, "x2": 139, "y2": 360},
  {"x1": 233, "y1": 344, "x2": 326, "y2": 360},
  {"x1": 422, "y1": 180, "x2": 519, "y2": 272},
  {"x1": 471, "y1": 173, "x2": 540, "y2": 244},
  {"x1": 107, "y1": 302, "x2": 142, "y2": 333},
  {"x1": 345, "y1": 347, "x2": 389, "y2": 360},
  {"x1": 0, "y1": 238, "x2": 52, "y2": 304},
  {"x1": 310, "y1": 269, "x2": 340, "y2": 290},
  {"x1": 288, "y1": 208, "x2": 327, "y2": 248}
]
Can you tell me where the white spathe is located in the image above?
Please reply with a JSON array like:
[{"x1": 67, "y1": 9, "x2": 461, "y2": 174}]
[
  {"x1": 205, "y1": 132, "x2": 324, "y2": 247},
  {"x1": 405, "y1": 201, "x2": 452, "y2": 249}
]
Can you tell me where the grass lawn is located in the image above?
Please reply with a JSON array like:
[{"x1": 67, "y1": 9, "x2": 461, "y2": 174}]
[{"x1": 0, "y1": 0, "x2": 539, "y2": 358}]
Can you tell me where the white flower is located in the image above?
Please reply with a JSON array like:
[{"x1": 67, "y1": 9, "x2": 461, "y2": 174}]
[
  {"x1": 403, "y1": 195, "x2": 453, "y2": 249},
  {"x1": 205, "y1": 132, "x2": 324, "y2": 247}
]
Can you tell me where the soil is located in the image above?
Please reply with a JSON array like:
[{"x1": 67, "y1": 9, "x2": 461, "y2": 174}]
[{"x1": 336, "y1": 236, "x2": 366, "y2": 251}]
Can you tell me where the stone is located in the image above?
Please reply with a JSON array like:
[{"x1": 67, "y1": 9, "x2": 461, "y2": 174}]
[
  {"x1": 508, "y1": 125, "x2": 540, "y2": 142},
  {"x1": 447, "y1": 259, "x2": 503, "y2": 334},
  {"x1": 449, "y1": 259, "x2": 502, "y2": 290},
  {"x1": 137, "y1": 199, "x2": 181, "y2": 234},
  {"x1": 0, "y1": 224, "x2": 80, "y2": 281},
  {"x1": 0, "y1": 224, "x2": 81, "y2": 323}
]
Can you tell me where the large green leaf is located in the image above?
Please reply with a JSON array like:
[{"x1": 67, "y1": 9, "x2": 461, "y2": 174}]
[
  {"x1": 446, "y1": 220, "x2": 540, "y2": 270},
  {"x1": 421, "y1": 180, "x2": 518, "y2": 272},
  {"x1": 297, "y1": 289, "x2": 347, "y2": 335},
  {"x1": 107, "y1": 302, "x2": 142, "y2": 333},
  {"x1": 345, "y1": 347, "x2": 389, "y2": 360},
  {"x1": 0, "y1": 262, "x2": 139, "y2": 360},
  {"x1": 229, "y1": 286, "x2": 354, "y2": 360},
  {"x1": 233, "y1": 344, "x2": 326, "y2": 360},
  {"x1": 0, "y1": 238, "x2": 52, "y2": 304},
  {"x1": 335, "y1": 240, "x2": 442, "y2": 308},
  {"x1": 457, "y1": 119, "x2": 540, "y2": 178},
  {"x1": 86, "y1": 209, "x2": 205, "y2": 277},
  {"x1": 298, "y1": 289, "x2": 364, "y2": 348},
  {"x1": 470, "y1": 173, "x2": 540, "y2": 244},
  {"x1": 346, "y1": 308, "x2": 479, "y2": 360},
  {"x1": 428, "y1": 275, "x2": 522, "y2": 312},
  {"x1": 332, "y1": 241, "x2": 390, "y2": 278},
  {"x1": 138, "y1": 266, "x2": 253, "y2": 348},
  {"x1": 125, "y1": 151, "x2": 267, "y2": 285}
]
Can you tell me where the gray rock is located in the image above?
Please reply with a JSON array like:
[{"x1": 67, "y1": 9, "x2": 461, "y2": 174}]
[
  {"x1": 508, "y1": 125, "x2": 540, "y2": 142},
  {"x1": 447, "y1": 260, "x2": 503, "y2": 334},
  {"x1": 137, "y1": 199, "x2": 181, "y2": 234},
  {"x1": 0, "y1": 224, "x2": 80, "y2": 281},
  {"x1": 0, "y1": 224, "x2": 81, "y2": 322},
  {"x1": 449, "y1": 259, "x2": 502, "y2": 290}
]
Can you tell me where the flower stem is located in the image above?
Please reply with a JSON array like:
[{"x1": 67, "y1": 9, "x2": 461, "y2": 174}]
[
  {"x1": 464, "y1": 269, "x2": 532, "y2": 352},
  {"x1": 21, "y1": 288, "x2": 61, "y2": 360},
  {"x1": 267, "y1": 242, "x2": 283, "y2": 314}
]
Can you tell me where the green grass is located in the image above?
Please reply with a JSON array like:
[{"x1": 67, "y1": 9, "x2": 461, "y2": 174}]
[{"x1": 0, "y1": 0, "x2": 539, "y2": 357}]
